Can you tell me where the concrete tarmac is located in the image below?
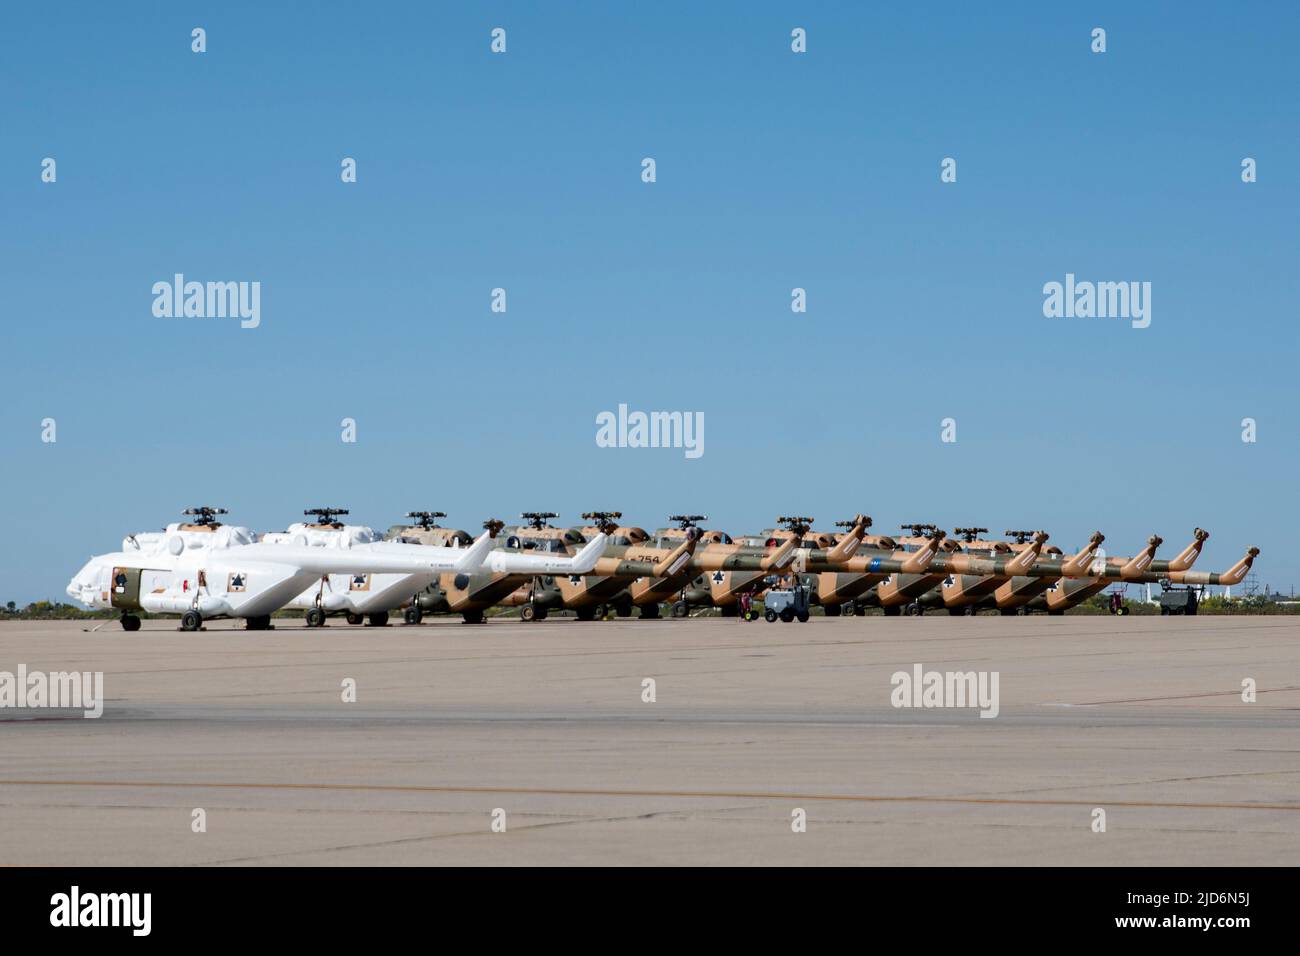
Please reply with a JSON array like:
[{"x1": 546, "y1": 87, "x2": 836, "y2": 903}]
[{"x1": 1, "y1": 615, "x2": 1297, "y2": 865}]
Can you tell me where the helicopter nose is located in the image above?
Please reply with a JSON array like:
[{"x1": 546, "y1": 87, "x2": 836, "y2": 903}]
[
  {"x1": 67, "y1": 559, "x2": 100, "y2": 604},
  {"x1": 67, "y1": 574, "x2": 95, "y2": 604}
]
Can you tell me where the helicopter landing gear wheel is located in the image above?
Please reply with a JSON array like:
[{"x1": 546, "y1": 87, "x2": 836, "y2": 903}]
[
  {"x1": 671, "y1": 601, "x2": 690, "y2": 619},
  {"x1": 120, "y1": 614, "x2": 141, "y2": 632},
  {"x1": 305, "y1": 607, "x2": 326, "y2": 628},
  {"x1": 181, "y1": 610, "x2": 202, "y2": 632},
  {"x1": 404, "y1": 605, "x2": 423, "y2": 625},
  {"x1": 367, "y1": 612, "x2": 389, "y2": 627},
  {"x1": 345, "y1": 612, "x2": 363, "y2": 626},
  {"x1": 245, "y1": 615, "x2": 272, "y2": 631}
]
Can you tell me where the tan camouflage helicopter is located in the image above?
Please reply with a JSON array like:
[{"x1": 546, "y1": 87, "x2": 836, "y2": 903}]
[
  {"x1": 514, "y1": 513, "x2": 857, "y2": 620},
  {"x1": 388, "y1": 512, "x2": 556, "y2": 623},
  {"x1": 983, "y1": 530, "x2": 1104, "y2": 614},
  {"x1": 759, "y1": 515, "x2": 938, "y2": 616},
  {"x1": 606, "y1": 516, "x2": 1248, "y2": 621},
  {"x1": 1023, "y1": 529, "x2": 1215, "y2": 614},
  {"x1": 384, "y1": 511, "x2": 473, "y2": 548},
  {"x1": 378, "y1": 509, "x2": 1252, "y2": 622},
  {"x1": 1030, "y1": 538, "x2": 1259, "y2": 615},
  {"x1": 551, "y1": 512, "x2": 700, "y2": 619},
  {"x1": 381, "y1": 511, "x2": 611, "y2": 623},
  {"x1": 682, "y1": 515, "x2": 807, "y2": 616},
  {"x1": 651, "y1": 514, "x2": 867, "y2": 617},
  {"x1": 682, "y1": 520, "x2": 1253, "y2": 619},
  {"x1": 381, "y1": 511, "x2": 496, "y2": 624},
  {"x1": 502, "y1": 511, "x2": 702, "y2": 621},
  {"x1": 820, "y1": 525, "x2": 1170, "y2": 616},
  {"x1": 571, "y1": 512, "x2": 881, "y2": 619},
  {"x1": 759, "y1": 521, "x2": 985, "y2": 616},
  {"x1": 749, "y1": 516, "x2": 867, "y2": 611},
  {"x1": 534, "y1": 513, "x2": 813, "y2": 621},
  {"x1": 913, "y1": 527, "x2": 1208, "y2": 615},
  {"x1": 852, "y1": 524, "x2": 957, "y2": 616},
  {"x1": 386, "y1": 512, "x2": 691, "y2": 623},
  {"x1": 910, "y1": 526, "x2": 1053, "y2": 615},
  {"x1": 639, "y1": 515, "x2": 739, "y2": 617},
  {"x1": 781, "y1": 527, "x2": 1256, "y2": 616},
  {"x1": 740, "y1": 523, "x2": 1018, "y2": 615},
  {"x1": 488, "y1": 512, "x2": 581, "y2": 621},
  {"x1": 973, "y1": 528, "x2": 1204, "y2": 614},
  {"x1": 383, "y1": 512, "x2": 554, "y2": 624}
]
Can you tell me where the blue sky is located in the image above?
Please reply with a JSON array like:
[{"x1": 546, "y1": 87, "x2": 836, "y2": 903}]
[{"x1": 2, "y1": 2, "x2": 1296, "y2": 602}]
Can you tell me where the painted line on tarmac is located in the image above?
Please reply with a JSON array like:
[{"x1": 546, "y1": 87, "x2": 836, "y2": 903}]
[
  {"x1": 0, "y1": 779, "x2": 1296, "y2": 812},
  {"x1": 1079, "y1": 684, "x2": 1300, "y2": 705}
]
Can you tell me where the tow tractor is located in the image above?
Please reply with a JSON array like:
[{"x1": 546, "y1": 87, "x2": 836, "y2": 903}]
[
  {"x1": 1159, "y1": 580, "x2": 1200, "y2": 615},
  {"x1": 763, "y1": 576, "x2": 811, "y2": 623}
]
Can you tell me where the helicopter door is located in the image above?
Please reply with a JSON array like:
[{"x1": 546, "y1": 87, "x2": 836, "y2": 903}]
[{"x1": 109, "y1": 567, "x2": 142, "y2": 609}]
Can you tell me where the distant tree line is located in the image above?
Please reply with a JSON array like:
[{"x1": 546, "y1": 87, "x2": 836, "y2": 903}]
[{"x1": 2, "y1": 601, "x2": 117, "y2": 620}]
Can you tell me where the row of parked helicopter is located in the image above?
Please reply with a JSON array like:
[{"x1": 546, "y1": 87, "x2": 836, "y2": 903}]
[{"x1": 66, "y1": 507, "x2": 1260, "y2": 631}]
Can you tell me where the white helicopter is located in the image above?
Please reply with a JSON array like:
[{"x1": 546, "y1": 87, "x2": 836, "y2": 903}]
[
  {"x1": 268, "y1": 507, "x2": 608, "y2": 628},
  {"x1": 66, "y1": 507, "x2": 607, "y2": 631},
  {"x1": 262, "y1": 508, "x2": 414, "y2": 628}
]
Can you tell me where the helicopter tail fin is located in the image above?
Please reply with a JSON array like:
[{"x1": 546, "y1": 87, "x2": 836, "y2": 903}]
[
  {"x1": 1165, "y1": 528, "x2": 1209, "y2": 572},
  {"x1": 454, "y1": 530, "x2": 496, "y2": 572},
  {"x1": 1060, "y1": 532, "x2": 1105, "y2": 576},
  {"x1": 826, "y1": 514, "x2": 870, "y2": 563}
]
